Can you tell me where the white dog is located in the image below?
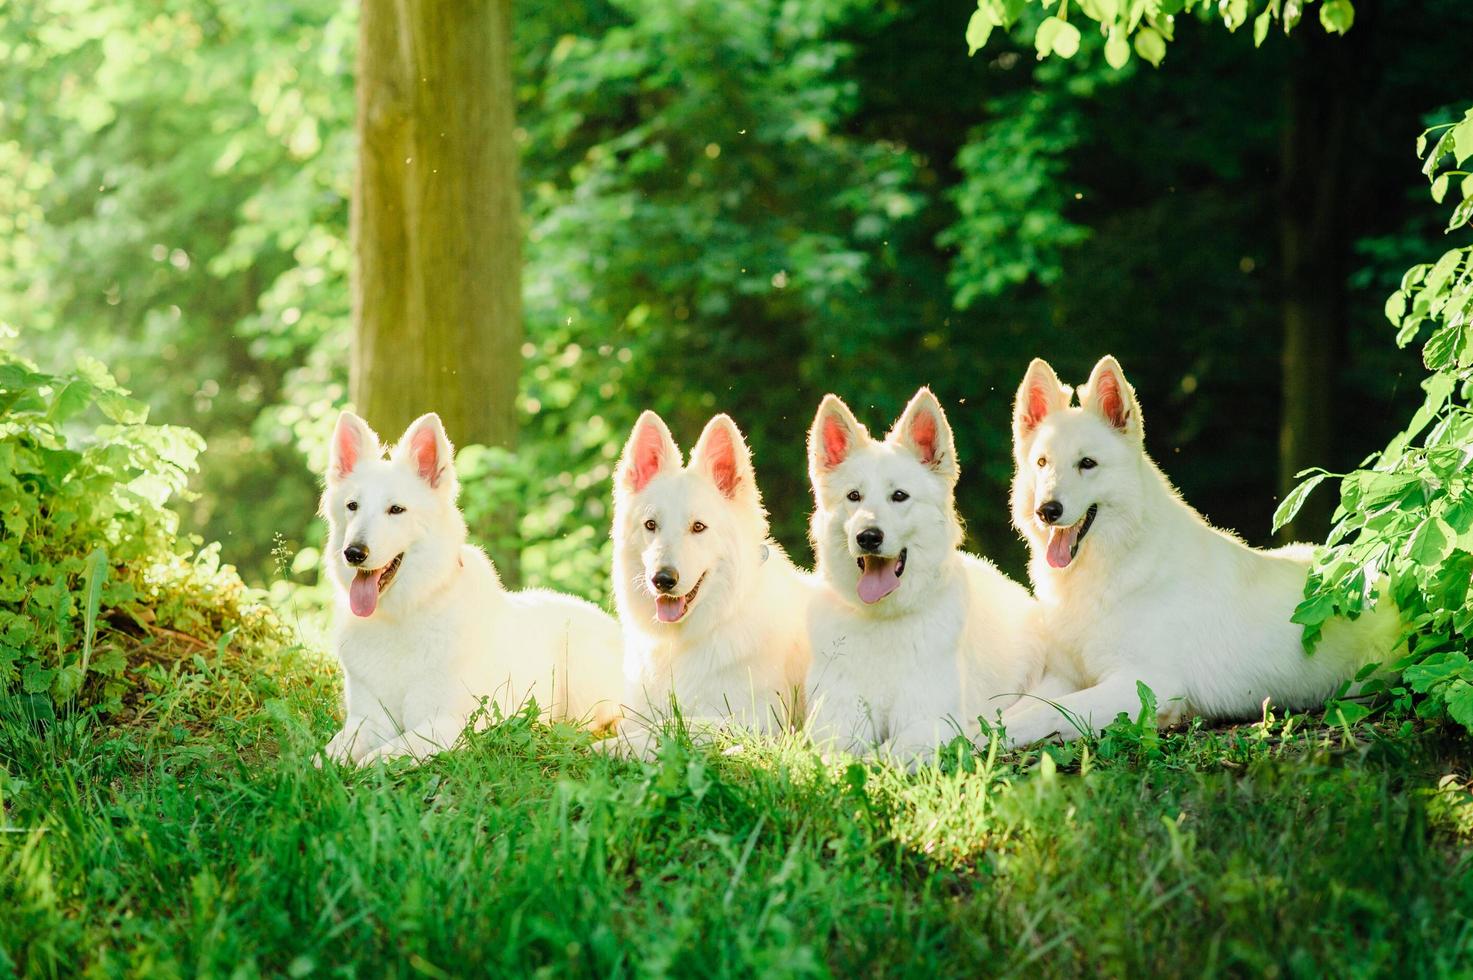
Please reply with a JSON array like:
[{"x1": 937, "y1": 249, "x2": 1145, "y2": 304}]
[
  {"x1": 1003, "y1": 355, "x2": 1402, "y2": 746},
  {"x1": 608, "y1": 411, "x2": 814, "y2": 755},
  {"x1": 804, "y1": 388, "x2": 1042, "y2": 764},
  {"x1": 321, "y1": 411, "x2": 623, "y2": 764}
]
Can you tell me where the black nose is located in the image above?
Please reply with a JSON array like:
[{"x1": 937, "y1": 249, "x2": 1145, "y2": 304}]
[
  {"x1": 651, "y1": 567, "x2": 679, "y2": 593},
  {"x1": 1036, "y1": 501, "x2": 1064, "y2": 525},
  {"x1": 344, "y1": 544, "x2": 368, "y2": 566},
  {"x1": 856, "y1": 527, "x2": 884, "y2": 552}
]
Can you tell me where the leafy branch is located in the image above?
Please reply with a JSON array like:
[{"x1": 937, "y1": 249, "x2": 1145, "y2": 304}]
[{"x1": 967, "y1": 0, "x2": 1357, "y2": 68}]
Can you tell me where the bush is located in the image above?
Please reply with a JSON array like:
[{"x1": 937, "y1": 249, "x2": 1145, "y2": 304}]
[
  {"x1": 1278, "y1": 106, "x2": 1473, "y2": 730},
  {"x1": 0, "y1": 349, "x2": 285, "y2": 716}
]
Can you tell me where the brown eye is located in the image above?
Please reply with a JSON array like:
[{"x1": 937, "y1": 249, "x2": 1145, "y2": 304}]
[
  {"x1": 691, "y1": 521, "x2": 707, "y2": 534},
  {"x1": 846, "y1": 490, "x2": 861, "y2": 502},
  {"x1": 1078, "y1": 457, "x2": 1098, "y2": 471},
  {"x1": 346, "y1": 501, "x2": 358, "y2": 511},
  {"x1": 1036, "y1": 457, "x2": 1047, "y2": 468},
  {"x1": 644, "y1": 519, "x2": 657, "y2": 532},
  {"x1": 389, "y1": 504, "x2": 406, "y2": 514},
  {"x1": 891, "y1": 490, "x2": 909, "y2": 503}
]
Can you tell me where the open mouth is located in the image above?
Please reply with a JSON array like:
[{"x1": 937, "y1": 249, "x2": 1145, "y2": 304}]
[
  {"x1": 348, "y1": 553, "x2": 403, "y2": 617},
  {"x1": 1044, "y1": 505, "x2": 1097, "y2": 570},
  {"x1": 855, "y1": 547, "x2": 907, "y2": 604},
  {"x1": 654, "y1": 572, "x2": 706, "y2": 624}
]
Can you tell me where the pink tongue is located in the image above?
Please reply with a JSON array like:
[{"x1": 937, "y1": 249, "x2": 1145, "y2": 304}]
[
  {"x1": 857, "y1": 557, "x2": 901, "y2": 604},
  {"x1": 1046, "y1": 526, "x2": 1079, "y2": 569},
  {"x1": 349, "y1": 568, "x2": 383, "y2": 617},
  {"x1": 655, "y1": 595, "x2": 688, "y2": 623}
]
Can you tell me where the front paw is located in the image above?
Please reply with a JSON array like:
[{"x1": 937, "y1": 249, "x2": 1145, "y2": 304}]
[
  {"x1": 357, "y1": 738, "x2": 441, "y2": 766},
  {"x1": 593, "y1": 728, "x2": 655, "y2": 761},
  {"x1": 321, "y1": 729, "x2": 360, "y2": 767}
]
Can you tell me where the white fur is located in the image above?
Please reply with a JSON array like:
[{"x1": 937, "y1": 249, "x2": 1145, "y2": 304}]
[
  {"x1": 1004, "y1": 356, "x2": 1402, "y2": 746},
  {"x1": 321, "y1": 411, "x2": 622, "y2": 764},
  {"x1": 609, "y1": 411, "x2": 815, "y2": 756},
  {"x1": 804, "y1": 389, "x2": 1042, "y2": 765}
]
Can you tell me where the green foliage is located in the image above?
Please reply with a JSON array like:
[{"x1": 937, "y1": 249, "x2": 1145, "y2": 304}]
[
  {"x1": 1276, "y1": 107, "x2": 1473, "y2": 730},
  {"x1": 942, "y1": 53, "x2": 1115, "y2": 307},
  {"x1": 967, "y1": 0, "x2": 1357, "y2": 68},
  {"x1": 0, "y1": 348, "x2": 280, "y2": 713}
]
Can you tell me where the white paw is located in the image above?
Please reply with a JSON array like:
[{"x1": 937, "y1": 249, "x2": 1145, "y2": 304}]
[
  {"x1": 593, "y1": 729, "x2": 655, "y2": 761},
  {"x1": 322, "y1": 729, "x2": 359, "y2": 766}
]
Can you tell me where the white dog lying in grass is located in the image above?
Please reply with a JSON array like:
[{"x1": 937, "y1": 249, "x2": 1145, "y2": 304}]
[
  {"x1": 804, "y1": 388, "x2": 1042, "y2": 765},
  {"x1": 321, "y1": 411, "x2": 622, "y2": 764},
  {"x1": 606, "y1": 411, "x2": 814, "y2": 757},
  {"x1": 1003, "y1": 355, "x2": 1403, "y2": 746}
]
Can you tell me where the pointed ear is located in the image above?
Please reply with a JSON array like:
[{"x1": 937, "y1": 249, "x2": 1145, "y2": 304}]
[
  {"x1": 1013, "y1": 359, "x2": 1071, "y2": 442},
  {"x1": 618, "y1": 411, "x2": 681, "y2": 493},
  {"x1": 690, "y1": 414, "x2": 755, "y2": 501},
  {"x1": 1080, "y1": 355, "x2": 1143, "y2": 440},
  {"x1": 889, "y1": 387, "x2": 958, "y2": 482},
  {"x1": 807, "y1": 395, "x2": 868, "y2": 479},
  {"x1": 329, "y1": 411, "x2": 380, "y2": 482},
  {"x1": 394, "y1": 413, "x2": 456, "y2": 489}
]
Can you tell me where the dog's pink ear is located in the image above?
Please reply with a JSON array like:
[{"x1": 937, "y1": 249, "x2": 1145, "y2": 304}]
[
  {"x1": 890, "y1": 388, "x2": 958, "y2": 482},
  {"x1": 1081, "y1": 355, "x2": 1142, "y2": 440},
  {"x1": 692, "y1": 414, "x2": 755, "y2": 501},
  {"x1": 808, "y1": 395, "x2": 867, "y2": 477},
  {"x1": 1013, "y1": 359, "x2": 1070, "y2": 440},
  {"x1": 619, "y1": 411, "x2": 680, "y2": 493},
  {"x1": 396, "y1": 413, "x2": 456, "y2": 488},
  {"x1": 329, "y1": 412, "x2": 380, "y2": 481}
]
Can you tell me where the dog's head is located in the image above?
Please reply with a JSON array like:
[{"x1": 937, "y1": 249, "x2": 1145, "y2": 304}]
[
  {"x1": 321, "y1": 411, "x2": 466, "y2": 618},
  {"x1": 1010, "y1": 355, "x2": 1147, "y2": 572},
  {"x1": 612, "y1": 410, "x2": 769, "y2": 634},
  {"x1": 807, "y1": 388, "x2": 962, "y2": 614}
]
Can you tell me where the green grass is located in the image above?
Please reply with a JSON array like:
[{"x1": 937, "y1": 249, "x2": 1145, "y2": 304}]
[{"x1": 4, "y1": 646, "x2": 1473, "y2": 978}]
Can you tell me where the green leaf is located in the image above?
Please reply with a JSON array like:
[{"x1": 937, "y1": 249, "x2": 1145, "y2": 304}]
[
  {"x1": 1253, "y1": 6, "x2": 1272, "y2": 46},
  {"x1": 1404, "y1": 516, "x2": 1454, "y2": 567},
  {"x1": 1446, "y1": 681, "x2": 1473, "y2": 729},
  {"x1": 1034, "y1": 18, "x2": 1081, "y2": 58},
  {"x1": 965, "y1": 8, "x2": 995, "y2": 56},
  {"x1": 1449, "y1": 196, "x2": 1473, "y2": 232},
  {"x1": 1453, "y1": 116, "x2": 1473, "y2": 167},
  {"x1": 1383, "y1": 290, "x2": 1406, "y2": 325},
  {"x1": 1424, "y1": 326, "x2": 1466, "y2": 371},
  {"x1": 97, "y1": 391, "x2": 148, "y2": 425},
  {"x1": 21, "y1": 662, "x2": 55, "y2": 694},
  {"x1": 1273, "y1": 473, "x2": 1329, "y2": 532},
  {"x1": 1104, "y1": 28, "x2": 1130, "y2": 68},
  {"x1": 80, "y1": 546, "x2": 108, "y2": 682},
  {"x1": 1133, "y1": 26, "x2": 1166, "y2": 66},
  {"x1": 1325, "y1": 700, "x2": 1371, "y2": 727},
  {"x1": 1318, "y1": 0, "x2": 1354, "y2": 34},
  {"x1": 48, "y1": 380, "x2": 94, "y2": 423},
  {"x1": 1432, "y1": 173, "x2": 1451, "y2": 204},
  {"x1": 1404, "y1": 651, "x2": 1470, "y2": 691},
  {"x1": 1133, "y1": 680, "x2": 1158, "y2": 727},
  {"x1": 1051, "y1": 20, "x2": 1081, "y2": 58},
  {"x1": 1291, "y1": 591, "x2": 1337, "y2": 628}
]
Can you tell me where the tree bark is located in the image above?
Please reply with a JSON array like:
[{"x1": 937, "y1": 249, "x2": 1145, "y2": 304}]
[
  {"x1": 352, "y1": 0, "x2": 522, "y2": 574},
  {"x1": 1276, "y1": 24, "x2": 1354, "y2": 542}
]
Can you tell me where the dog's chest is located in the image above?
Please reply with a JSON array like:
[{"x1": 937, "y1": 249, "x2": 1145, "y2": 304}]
[
  {"x1": 336, "y1": 608, "x2": 468, "y2": 713},
  {"x1": 638, "y1": 628, "x2": 787, "y2": 716},
  {"x1": 812, "y1": 604, "x2": 964, "y2": 695}
]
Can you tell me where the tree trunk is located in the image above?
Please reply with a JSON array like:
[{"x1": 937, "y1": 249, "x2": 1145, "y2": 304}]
[
  {"x1": 352, "y1": 0, "x2": 522, "y2": 576},
  {"x1": 1276, "y1": 24, "x2": 1354, "y2": 542}
]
